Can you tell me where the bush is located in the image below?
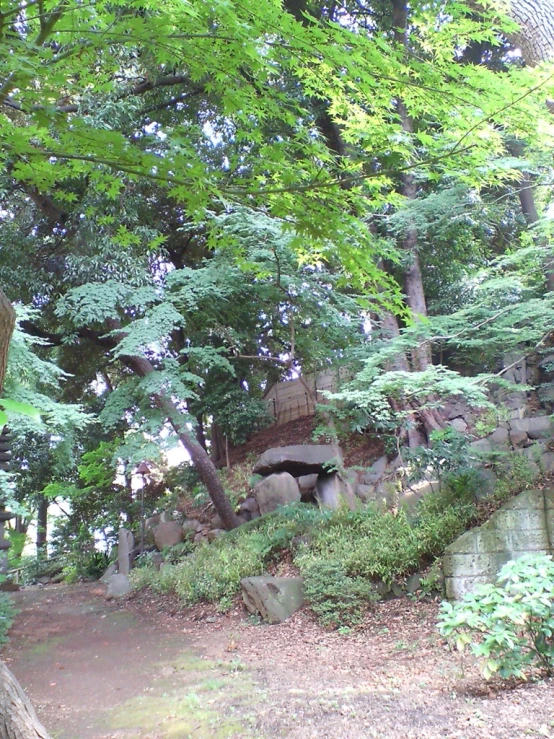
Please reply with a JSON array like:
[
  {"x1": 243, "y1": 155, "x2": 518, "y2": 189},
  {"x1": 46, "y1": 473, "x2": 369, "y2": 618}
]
[
  {"x1": 0, "y1": 592, "x2": 15, "y2": 645},
  {"x1": 303, "y1": 559, "x2": 376, "y2": 628},
  {"x1": 438, "y1": 554, "x2": 554, "y2": 680}
]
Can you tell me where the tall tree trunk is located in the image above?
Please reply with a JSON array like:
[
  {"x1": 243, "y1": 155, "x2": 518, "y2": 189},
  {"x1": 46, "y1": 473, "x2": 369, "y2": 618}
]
[
  {"x1": 35, "y1": 498, "x2": 48, "y2": 555},
  {"x1": 517, "y1": 173, "x2": 554, "y2": 291},
  {"x1": 0, "y1": 290, "x2": 52, "y2": 738},
  {"x1": 392, "y1": 0, "x2": 432, "y2": 372},
  {"x1": 0, "y1": 290, "x2": 15, "y2": 395},
  {"x1": 121, "y1": 354, "x2": 240, "y2": 530},
  {"x1": 195, "y1": 414, "x2": 207, "y2": 451},
  {"x1": 506, "y1": 0, "x2": 554, "y2": 66},
  {"x1": 0, "y1": 662, "x2": 50, "y2": 739}
]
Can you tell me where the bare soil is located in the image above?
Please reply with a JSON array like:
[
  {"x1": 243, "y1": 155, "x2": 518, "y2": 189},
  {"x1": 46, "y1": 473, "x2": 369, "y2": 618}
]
[
  {"x1": 3, "y1": 583, "x2": 554, "y2": 738},
  {"x1": 227, "y1": 416, "x2": 384, "y2": 469}
]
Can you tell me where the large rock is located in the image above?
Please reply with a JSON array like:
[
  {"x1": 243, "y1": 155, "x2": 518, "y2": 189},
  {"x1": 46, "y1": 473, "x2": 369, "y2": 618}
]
[
  {"x1": 182, "y1": 519, "x2": 203, "y2": 538},
  {"x1": 153, "y1": 520, "x2": 184, "y2": 550},
  {"x1": 254, "y1": 472, "x2": 300, "y2": 515},
  {"x1": 239, "y1": 497, "x2": 261, "y2": 521},
  {"x1": 511, "y1": 415, "x2": 554, "y2": 440},
  {"x1": 297, "y1": 474, "x2": 318, "y2": 495},
  {"x1": 359, "y1": 456, "x2": 388, "y2": 485},
  {"x1": 241, "y1": 576, "x2": 305, "y2": 623},
  {"x1": 100, "y1": 563, "x2": 117, "y2": 584},
  {"x1": 106, "y1": 574, "x2": 131, "y2": 599},
  {"x1": 252, "y1": 444, "x2": 343, "y2": 477},
  {"x1": 315, "y1": 472, "x2": 357, "y2": 510},
  {"x1": 443, "y1": 488, "x2": 554, "y2": 600}
]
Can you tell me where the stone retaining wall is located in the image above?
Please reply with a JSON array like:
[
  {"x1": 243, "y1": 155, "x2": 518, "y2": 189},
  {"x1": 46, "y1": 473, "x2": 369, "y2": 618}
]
[{"x1": 443, "y1": 488, "x2": 554, "y2": 599}]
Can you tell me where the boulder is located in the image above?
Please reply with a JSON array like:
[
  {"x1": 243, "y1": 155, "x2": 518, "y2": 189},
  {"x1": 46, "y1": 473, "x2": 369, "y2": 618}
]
[
  {"x1": 511, "y1": 416, "x2": 554, "y2": 440},
  {"x1": 182, "y1": 519, "x2": 202, "y2": 538},
  {"x1": 145, "y1": 514, "x2": 161, "y2": 531},
  {"x1": 252, "y1": 444, "x2": 343, "y2": 477},
  {"x1": 405, "y1": 573, "x2": 422, "y2": 594},
  {"x1": 153, "y1": 521, "x2": 184, "y2": 550},
  {"x1": 106, "y1": 574, "x2": 131, "y2": 599},
  {"x1": 239, "y1": 497, "x2": 261, "y2": 521},
  {"x1": 241, "y1": 576, "x2": 305, "y2": 623},
  {"x1": 542, "y1": 452, "x2": 554, "y2": 473},
  {"x1": 469, "y1": 438, "x2": 493, "y2": 455},
  {"x1": 100, "y1": 563, "x2": 117, "y2": 584},
  {"x1": 356, "y1": 483, "x2": 375, "y2": 502},
  {"x1": 151, "y1": 553, "x2": 164, "y2": 571},
  {"x1": 240, "y1": 497, "x2": 260, "y2": 513},
  {"x1": 297, "y1": 474, "x2": 318, "y2": 495},
  {"x1": 509, "y1": 429, "x2": 529, "y2": 447},
  {"x1": 442, "y1": 398, "x2": 471, "y2": 420},
  {"x1": 315, "y1": 472, "x2": 357, "y2": 510},
  {"x1": 359, "y1": 456, "x2": 388, "y2": 485},
  {"x1": 399, "y1": 480, "x2": 437, "y2": 516},
  {"x1": 375, "y1": 481, "x2": 397, "y2": 507},
  {"x1": 254, "y1": 472, "x2": 301, "y2": 515},
  {"x1": 475, "y1": 468, "x2": 497, "y2": 500},
  {"x1": 449, "y1": 417, "x2": 468, "y2": 433},
  {"x1": 488, "y1": 427, "x2": 509, "y2": 445}
]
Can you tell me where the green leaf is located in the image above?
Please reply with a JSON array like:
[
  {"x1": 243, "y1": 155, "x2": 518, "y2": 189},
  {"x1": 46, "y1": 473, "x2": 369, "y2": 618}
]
[{"x1": 0, "y1": 399, "x2": 41, "y2": 421}]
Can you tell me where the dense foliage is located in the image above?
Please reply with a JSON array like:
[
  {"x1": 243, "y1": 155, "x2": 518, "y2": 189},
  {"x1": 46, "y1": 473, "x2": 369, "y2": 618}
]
[
  {"x1": 439, "y1": 554, "x2": 554, "y2": 679},
  {"x1": 1, "y1": 0, "x2": 554, "y2": 584}
]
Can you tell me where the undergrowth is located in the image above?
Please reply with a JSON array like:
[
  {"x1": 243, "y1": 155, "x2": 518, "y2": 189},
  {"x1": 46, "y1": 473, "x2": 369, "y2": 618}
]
[
  {"x1": 132, "y1": 460, "x2": 536, "y2": 627},
  {"x1": 0, "y1": 591, "x2": 15, "y2": 645}
]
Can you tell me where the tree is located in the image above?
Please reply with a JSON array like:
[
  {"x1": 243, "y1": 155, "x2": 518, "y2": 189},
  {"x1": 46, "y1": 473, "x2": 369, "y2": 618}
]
[
  {"x1": 0, "y1": 298, "x2": 50, "y2": 737},
  {"x1": 0, "y1": 660, "x2": 50, "y2": 739},
  {"x1": 503, "y1": 0, "x2": 554, "y2": 65}
]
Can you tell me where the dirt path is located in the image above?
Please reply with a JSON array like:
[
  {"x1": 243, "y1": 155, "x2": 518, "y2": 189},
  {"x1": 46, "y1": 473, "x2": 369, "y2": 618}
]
[{"x1": 3, "y1": 584, "x2": 554, "y2": 738}]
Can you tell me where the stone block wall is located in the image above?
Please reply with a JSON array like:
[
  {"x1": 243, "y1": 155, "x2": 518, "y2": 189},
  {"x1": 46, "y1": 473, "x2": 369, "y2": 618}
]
[{"x1": 443, "y1": 488, "x2": 554, "y2": 599}]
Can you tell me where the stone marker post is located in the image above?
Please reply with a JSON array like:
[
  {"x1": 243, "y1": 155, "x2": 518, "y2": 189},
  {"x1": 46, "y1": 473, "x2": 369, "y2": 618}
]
[
  {"x1": 118, "y1": 528, "x2": 134, "y2": 576},
  {"x1": 0, "y1": 427, "x2": 14, "y2": 579}
]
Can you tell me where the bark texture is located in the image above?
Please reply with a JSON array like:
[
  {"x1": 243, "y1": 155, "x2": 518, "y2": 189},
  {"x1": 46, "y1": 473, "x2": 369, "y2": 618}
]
[
  {"x1": 0, "y1": 290, "x2": 15, "y2": 396},
  {"x1": 508, "y1": 0, "x2": 554, "y2": 65},
  {"x1": 0, "y1": 662, "x2": 51, "y2": 739}
]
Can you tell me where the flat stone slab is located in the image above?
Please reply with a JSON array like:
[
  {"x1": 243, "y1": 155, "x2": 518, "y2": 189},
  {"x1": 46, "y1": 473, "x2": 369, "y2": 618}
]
[
  {"x1": 241, "y1": 576, "x2": 305, "y2": 623},
  {"x1": 252, "y1": 445, "x2": 343, "y2": 477}
]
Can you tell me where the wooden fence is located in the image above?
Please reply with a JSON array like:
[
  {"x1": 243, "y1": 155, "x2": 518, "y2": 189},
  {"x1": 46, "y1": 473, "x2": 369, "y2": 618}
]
[{"x1": 263, "y1": 368, "x2": 349, "y2": 425}]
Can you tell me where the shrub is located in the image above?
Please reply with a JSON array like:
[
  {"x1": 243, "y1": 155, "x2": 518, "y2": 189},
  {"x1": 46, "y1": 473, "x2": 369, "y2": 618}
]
[
  {"x1": 438, "y1": 554, "x2": 554, "y2": 680},
  {"x1": 133, "y1": 485, "x2": 481, "y2": 625},
  {"x1": 0, "y1": 592, "x2": 15, "y2": 645},
  {"x1": 302, "y1": 559, "x2": 376, "y2": 628}
]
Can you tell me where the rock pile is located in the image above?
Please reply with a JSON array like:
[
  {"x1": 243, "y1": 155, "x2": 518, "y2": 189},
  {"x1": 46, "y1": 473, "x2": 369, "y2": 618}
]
[{"x1": 250, "y1": 444, "x2": 358, "y2": 513}]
